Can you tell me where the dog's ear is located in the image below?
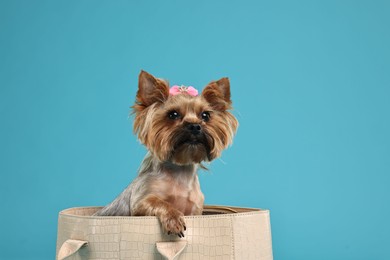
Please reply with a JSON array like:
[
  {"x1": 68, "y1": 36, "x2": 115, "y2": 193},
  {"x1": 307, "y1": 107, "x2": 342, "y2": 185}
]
[
  {"x1": 135, "y1": 70, "x2": 170, "y2": 109},
  {"x1": 201, "y1": 77, "x2": 232, "y2": 111}
]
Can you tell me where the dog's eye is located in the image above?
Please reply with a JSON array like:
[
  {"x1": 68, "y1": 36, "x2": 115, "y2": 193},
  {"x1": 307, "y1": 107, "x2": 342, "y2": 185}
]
[
  {"x1": 201, "y1": 111, "x2": 211, "y2": 122},
  {"x1": 168, "y1": 110, "x2": 180, "y2": 120}
]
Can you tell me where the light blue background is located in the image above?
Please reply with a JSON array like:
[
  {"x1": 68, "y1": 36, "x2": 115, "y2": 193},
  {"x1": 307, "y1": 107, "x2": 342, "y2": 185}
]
[{"x1": 1, "y1": 0, "x2": 389, "y2": 259}]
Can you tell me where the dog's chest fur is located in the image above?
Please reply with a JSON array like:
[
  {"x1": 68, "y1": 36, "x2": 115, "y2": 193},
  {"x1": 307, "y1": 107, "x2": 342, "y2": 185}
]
[{"x1": 148, "y1": 166, "x2": 204, "y2": 215}]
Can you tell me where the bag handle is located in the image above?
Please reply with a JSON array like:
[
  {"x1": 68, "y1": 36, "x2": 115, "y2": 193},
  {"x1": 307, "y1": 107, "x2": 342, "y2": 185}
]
[
  {"x1": 57, "y1": 239, "x2": 88, "y2": 260},
  {"x1": 203, "y1": 205, "x2": 239, "y2": 213},
  {"x1": 156, "y1": 240, "x2": 187, "y2": 260},
  {"x1": 203, "y1": 205, "x2": 260, "y2": 214},
  {"x1": 58, "y1": 239, "x2": 185, "y2": 260}
]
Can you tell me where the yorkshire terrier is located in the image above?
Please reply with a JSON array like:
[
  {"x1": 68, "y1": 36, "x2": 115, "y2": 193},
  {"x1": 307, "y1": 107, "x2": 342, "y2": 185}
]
[{"x1": 95, "y1": 70, "x2": 238, "y2": 238}]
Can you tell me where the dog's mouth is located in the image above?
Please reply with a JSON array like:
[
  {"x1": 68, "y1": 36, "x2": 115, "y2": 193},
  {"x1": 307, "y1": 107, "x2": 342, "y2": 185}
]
[
  {"x1": 170, "y1": 133, "x2": 212, "y2": 164},
  {"x1": 178, "y1": 139, "x2": 204, "y2": 146},
  {"x1": 174, "y1": 134, "x2": 209, "y2": 149}
]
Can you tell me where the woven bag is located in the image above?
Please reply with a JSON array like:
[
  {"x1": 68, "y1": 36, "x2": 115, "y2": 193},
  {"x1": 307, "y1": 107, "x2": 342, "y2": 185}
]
[{"x1": 56, "y1": 205, "x2": 273, "y2": 260}]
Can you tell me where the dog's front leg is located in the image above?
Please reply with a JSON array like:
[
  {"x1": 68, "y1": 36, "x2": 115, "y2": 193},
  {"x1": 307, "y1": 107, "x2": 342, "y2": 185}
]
[{"x1": 133, "y1": 194, "x2": 186, "y2": 237}]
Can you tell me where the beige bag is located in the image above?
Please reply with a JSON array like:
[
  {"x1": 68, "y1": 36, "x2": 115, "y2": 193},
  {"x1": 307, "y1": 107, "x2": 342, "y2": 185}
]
[{"x1": 56, "y1": 205, "x2": 273, "y2": 260}]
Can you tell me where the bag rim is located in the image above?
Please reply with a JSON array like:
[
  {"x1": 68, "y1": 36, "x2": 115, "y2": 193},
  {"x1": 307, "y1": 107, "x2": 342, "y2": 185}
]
[{"x1": 59, "y1": 205, "x2": 270, "y2": 220}]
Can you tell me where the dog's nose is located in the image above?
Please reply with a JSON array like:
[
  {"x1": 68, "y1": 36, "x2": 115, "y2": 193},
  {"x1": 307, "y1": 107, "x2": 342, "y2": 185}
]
[{"x1": 187, "y1": 123, "x2": 202, "y2": 135}]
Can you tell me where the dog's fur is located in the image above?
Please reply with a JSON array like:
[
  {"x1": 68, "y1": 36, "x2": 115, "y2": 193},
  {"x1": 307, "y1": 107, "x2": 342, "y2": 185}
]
[{"x1": 95, "y1": 70, "x2": 238, "y2": 237}]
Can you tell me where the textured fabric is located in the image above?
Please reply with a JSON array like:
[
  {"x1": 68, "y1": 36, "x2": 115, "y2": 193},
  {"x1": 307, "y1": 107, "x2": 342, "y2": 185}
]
[{"x1": 56, "y1": 205, "x2": 273, "y2": 260}]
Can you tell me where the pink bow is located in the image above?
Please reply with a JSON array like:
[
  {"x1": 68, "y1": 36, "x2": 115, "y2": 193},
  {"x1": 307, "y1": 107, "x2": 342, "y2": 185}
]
[{"x1": 169, "y1": 85, "x2": 198, "y2": 97}]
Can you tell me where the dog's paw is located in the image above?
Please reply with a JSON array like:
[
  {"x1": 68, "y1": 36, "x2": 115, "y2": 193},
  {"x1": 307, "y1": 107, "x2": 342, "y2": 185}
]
[{"x1": 160, "y1": 208, "x2": 186, "y2": 238}]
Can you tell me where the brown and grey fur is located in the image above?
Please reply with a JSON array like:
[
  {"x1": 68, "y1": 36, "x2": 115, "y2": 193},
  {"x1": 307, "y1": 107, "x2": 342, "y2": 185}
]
[{"x1": 94, "y1": 70, "x2": 238, "y2": 237}]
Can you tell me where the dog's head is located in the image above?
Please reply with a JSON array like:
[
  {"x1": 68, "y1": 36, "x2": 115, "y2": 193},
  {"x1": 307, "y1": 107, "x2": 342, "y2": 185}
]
[{"x1": 132, "y1": 70, "x2": 238, "y2": 165}]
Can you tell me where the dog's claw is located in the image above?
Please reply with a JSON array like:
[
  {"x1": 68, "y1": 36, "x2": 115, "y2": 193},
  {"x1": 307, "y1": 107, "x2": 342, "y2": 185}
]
[
  {"x1": 184, "y1": 225, "x2": 187, "y2": 231},
  {"x1": 161, "y1": 208, "x2": 186, "y2": 237}
]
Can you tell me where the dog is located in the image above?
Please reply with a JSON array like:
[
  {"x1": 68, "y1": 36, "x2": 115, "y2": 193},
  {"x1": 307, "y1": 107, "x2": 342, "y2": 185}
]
[{"x1": 94, "y1": 70, "x2": 238, "y2": 238}]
